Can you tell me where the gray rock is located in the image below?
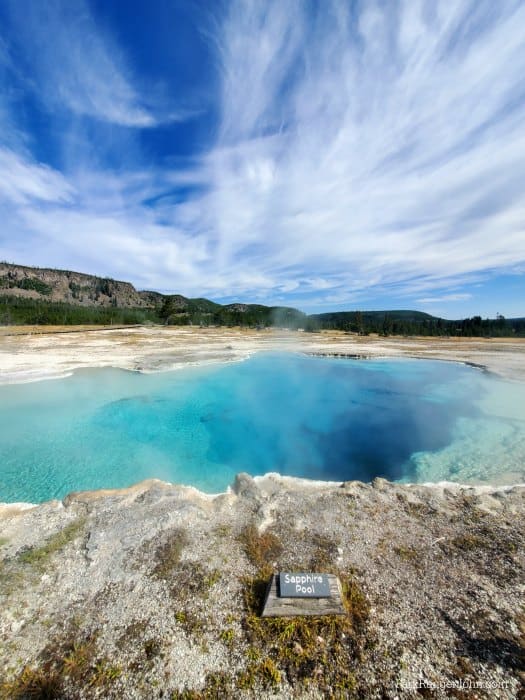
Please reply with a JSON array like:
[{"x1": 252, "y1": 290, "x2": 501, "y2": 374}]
[{"x1": 1, "y1": 474, "x2": 523, "y2": 699}]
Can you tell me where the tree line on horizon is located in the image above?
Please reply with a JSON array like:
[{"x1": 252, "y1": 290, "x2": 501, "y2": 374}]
[{"x1": 1, "y1": 294, "x2": 524, "y2": 337}]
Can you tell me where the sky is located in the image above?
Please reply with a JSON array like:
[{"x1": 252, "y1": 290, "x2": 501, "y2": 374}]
[{"x1": 0, "y1": 0, "x2": 524, "y2": 319}]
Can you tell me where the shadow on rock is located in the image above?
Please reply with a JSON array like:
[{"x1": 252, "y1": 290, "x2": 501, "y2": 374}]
[{"x1": 440, "y1": 610, "x2": 525, "y2": 672}]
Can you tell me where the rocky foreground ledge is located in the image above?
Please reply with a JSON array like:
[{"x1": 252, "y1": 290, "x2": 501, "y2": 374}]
[{"x1": 0, "y1": 475, "x2": 524, "y2": 699}]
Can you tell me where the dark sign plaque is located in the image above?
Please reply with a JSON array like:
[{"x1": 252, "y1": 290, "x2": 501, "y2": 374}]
[{"x1": 279, "y1": 572, "x2": 331, "y2": 598}]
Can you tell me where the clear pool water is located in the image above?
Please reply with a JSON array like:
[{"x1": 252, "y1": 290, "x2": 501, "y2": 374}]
[{"x1": 0, "y1": 353, "x2": 524, "y2": 503}]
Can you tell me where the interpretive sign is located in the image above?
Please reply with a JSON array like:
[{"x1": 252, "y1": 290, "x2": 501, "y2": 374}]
[
  {"x1": 279, "y1": 572, "x2": 331, "y2": 598},
  {"x1": 262, "y1": 573, "x2": 346, "y2": 617}
]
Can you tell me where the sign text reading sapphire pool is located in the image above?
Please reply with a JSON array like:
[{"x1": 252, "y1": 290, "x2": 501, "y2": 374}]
[{"x1": 279, "y1": 573, "x2": 331, "y2": 598}]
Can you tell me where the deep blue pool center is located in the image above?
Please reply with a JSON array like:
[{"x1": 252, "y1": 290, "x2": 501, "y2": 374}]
[{"x1": 0, "y1": 353, "x2": 524, "y2": 503}]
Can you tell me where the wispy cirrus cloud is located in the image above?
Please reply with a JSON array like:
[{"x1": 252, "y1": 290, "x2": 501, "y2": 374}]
[
  {"x1": 4, "y1": 0, "x2": 191, "y2": 128},
  {"x1": 190, "y1": 0, "x2": 525, "y2": 304},
  {"x1": 417, "y1": 293, "x2": 473, "y2": 304},
  {"x1": 0, "y1": 0, "x2": 524, "y2": 315},
  {"x1": 0, "y1": 148, "x2": 74, "y2": 205}
]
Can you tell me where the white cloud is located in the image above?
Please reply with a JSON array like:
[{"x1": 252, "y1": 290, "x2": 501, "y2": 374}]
[
  {"x1": 0, "y1": 148, "x2": 74, "y2": 204},
  {"x1": 188, "y1": 0, "x2": 525, "y2": 298},
  {"x1": 5, "y1": 0, "x2": 188, "y2": 128},
  {"x1": 417, "y1": 294, "x2": 473, "y2": 304},
  {"x1": 1, "y1": 0, "x2": 525, "y2": 307}
]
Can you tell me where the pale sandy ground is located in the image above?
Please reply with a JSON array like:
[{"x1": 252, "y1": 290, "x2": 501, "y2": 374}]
[{"x1": 0, "y1": 325, "x2": 525, "y2": 384}]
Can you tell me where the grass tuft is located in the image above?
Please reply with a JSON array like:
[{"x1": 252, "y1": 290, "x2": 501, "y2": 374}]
[
  {"x1": 61, "y1": 637, "x2": 97, "y2": 680},
  {"x1": 0, "y1": 666, "x2": 62, "y2": 699}
]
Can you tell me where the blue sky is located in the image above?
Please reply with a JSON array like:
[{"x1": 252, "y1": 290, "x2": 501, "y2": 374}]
[{"x1": 0, "y1": 0, "x2": 524, "y2": 319}]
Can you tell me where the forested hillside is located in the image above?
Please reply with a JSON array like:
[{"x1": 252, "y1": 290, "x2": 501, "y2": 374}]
[
  {"x1": 307, "y1": 310, "x2": 525, "y2": 337},
  {"x1": 1, "y1": 262, "x2": 523, "y2": 336}
]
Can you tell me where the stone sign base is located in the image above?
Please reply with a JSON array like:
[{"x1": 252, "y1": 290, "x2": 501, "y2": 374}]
[{"x1": 261, "y1": 574, "x2": 346, "y2": 617}]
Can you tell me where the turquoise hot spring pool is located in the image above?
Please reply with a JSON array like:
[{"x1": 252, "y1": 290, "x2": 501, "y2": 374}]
[{"x1": 0, "y1": 353, "x2": 524, "y2": 503}]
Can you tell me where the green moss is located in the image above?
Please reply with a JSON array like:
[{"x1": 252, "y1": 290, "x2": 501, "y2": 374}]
[
  {"x1": 116, "y1": 620, "x2": 148, "y2": 651},
  {"x1": 246, "y1": 646, "x2": 260, "y2": 662},
  {"x1": 396, "y1": 494, "x2": 432, "y2": 518},
  {"x1": 203, "y1": 569, "x2": 221, "y2": 588},
  {"x1": 143, "y1": 638, "x2": 163, "y2": 660},
  {"x1": 2, "y1": 624, "x2": 123, "y2": 698},
  {"x1": 308, "y1": 533, "x2": 340, "y2": 571},
  {"x1": 238, "y1": 523, "x2": 283, "y2": 575},
  {"x1": 0, "y1": 524, "x2": 81, "y2": 599},
  {"x1": 174, "y1": 611, "x2": 187, "y2": 624},
  {"x1": 17, "y1": 518, "x2": 86, "y2": 571},
  {"x1": 174, "y1": 610, "x2": 204, "y2": 636},
  {"x1": 219, "y1": 628, "x2": 235, "y2": 648},
  {"x1": 152, "y1": 528, "x2": 188, "y2": 580},
  {"x1": 172, "y1": 671, "x2": 234, "y2": 699},
  {"x1": 237, "y1": 658, "x2": 281, "y2": 690},
  {"x1": 160, "y1": 560, "x2": 222, "y2": 604},
  {"x1": 90, "y1": 659, "x2": 122, "y2": 687},
  {"x1": 202, "y1": 671, "x2": 233, "y2": 696},
  {"x1": 212, "y1": 524, "x2": 232, "y2": 538},
  {"x1": 393, "y1": 545, "x2": 420, "y2": 563},
  {"x1": 341, "y1": 574, "x2": 370, "y2": 629},
  {"x1": 449, "y1": 533, "x2": 488, "y2": 551},
  {"x1": 238, "y1": 569, "x2": 369, "y2": 693}
]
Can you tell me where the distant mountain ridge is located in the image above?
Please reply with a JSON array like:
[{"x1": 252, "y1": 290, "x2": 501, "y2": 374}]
[
  {"x1": 0, "y1": 263, "x2": 300, "y2": 317},
  {"x1": 0, "y1": 262, "x2": 307, "y2": 327},
  {"x1": 0, "y1": 262, "x2": 161, "y2": 308},
  {"x1": 0, "y1": 262, "x2": 523, "y2": 336}
]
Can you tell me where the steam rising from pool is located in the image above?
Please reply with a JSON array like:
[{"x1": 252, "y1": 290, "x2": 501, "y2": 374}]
[{"x1": 0, "y1": 354, "x2": 524, "y2": 503}]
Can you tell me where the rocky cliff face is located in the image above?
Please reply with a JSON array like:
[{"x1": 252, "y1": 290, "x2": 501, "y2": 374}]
[
  {"x1": 0, "y1": 474, "x2": 523, "y2": 699},
  {"x1": 0, "y1": 263, "x2": 161, "y2": 308}
]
